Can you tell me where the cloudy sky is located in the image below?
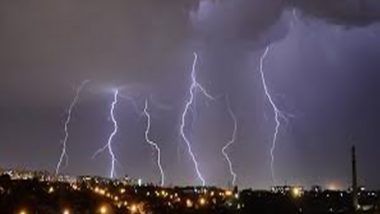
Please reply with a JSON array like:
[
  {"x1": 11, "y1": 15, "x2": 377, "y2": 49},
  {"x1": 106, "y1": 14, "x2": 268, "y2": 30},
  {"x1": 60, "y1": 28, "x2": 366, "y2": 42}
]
[{"x1": 0, "y1": 0, "x2": 380, "y2": 189}]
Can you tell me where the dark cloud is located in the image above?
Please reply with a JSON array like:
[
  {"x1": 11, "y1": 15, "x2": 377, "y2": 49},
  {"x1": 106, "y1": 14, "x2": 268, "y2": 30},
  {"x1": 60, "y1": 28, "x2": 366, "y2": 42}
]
[
  {"x1": 191, "y1": 0, "x2": 287, "y2": 49},
  {"x1": 1, "y1": 0, "x2": 379, "y2": 106},
  {"x1": 0, "y1": 0, "x2": 200, "y2": 106},
  {"x1": 292, "y1": 0, "x2": 380, "y2": 26}
]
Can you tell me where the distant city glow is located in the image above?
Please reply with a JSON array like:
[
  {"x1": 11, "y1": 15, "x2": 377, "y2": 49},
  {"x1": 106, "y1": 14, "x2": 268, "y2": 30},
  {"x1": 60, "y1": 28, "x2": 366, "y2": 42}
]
[
  {"x1": 291, "y1": 187, "x2": 302, "y2": 198},
  {"x1": 0, "y1": 170, "x2": 376, "y2": 213},
  {"x1": 326, "y1": 182, "x2": 341, "y2": 191}
]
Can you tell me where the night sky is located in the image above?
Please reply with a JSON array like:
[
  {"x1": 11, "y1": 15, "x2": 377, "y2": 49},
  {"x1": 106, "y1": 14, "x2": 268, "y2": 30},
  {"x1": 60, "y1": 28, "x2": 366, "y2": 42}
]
[{"x1": 1, "y1": 0, "x2": 380, "y2": 189}]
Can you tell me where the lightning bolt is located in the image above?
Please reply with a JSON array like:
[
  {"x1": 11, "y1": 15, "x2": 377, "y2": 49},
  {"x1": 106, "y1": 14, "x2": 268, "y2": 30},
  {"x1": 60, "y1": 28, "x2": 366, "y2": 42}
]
[
  {"x1": 55, "y1": 80, "x2": 90, "y2": 175},
  {"x1": 180, "y1": 52, "x2": 214, "y2": 186},
  {"x1": 222, "y1": 95, "x2": 238, "y2": 187},
  {"x1": 259, "y1": 46, "x2": 286, "y2": 184},
  {"x1": 93, "y1": 89, "x2": 119, "y2": 178},
  {"x1": 143, "y1": 99, "x2": 165, "y2": 187}
]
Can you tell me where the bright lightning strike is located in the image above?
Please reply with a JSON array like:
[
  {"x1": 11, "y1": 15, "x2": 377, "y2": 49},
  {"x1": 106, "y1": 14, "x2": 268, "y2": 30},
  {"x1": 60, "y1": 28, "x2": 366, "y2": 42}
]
[
  {"x1": 222, "y1": 95, "x2": 238, "y2": 187},
  {"x1": 259, "y1": 46, "x2": 286, "y2": 184},
  {"x1": 143, "y1": 99, "x2": 165, "y2": 187},
  {"x1": 180, "y1": 52, "x2": 214, "y2": 186},
  {"x1": 55, "y1": 80, "x2": 89, "y2": 175},
  {"x1": 93, "y1": 89, "x2": 120, "y2": 179}
]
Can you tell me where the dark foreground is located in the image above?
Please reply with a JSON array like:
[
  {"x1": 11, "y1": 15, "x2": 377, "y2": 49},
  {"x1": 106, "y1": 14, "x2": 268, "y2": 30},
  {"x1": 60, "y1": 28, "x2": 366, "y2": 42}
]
[{"x1": 0, "y1": 174, "x2": 379, "y2": 214}]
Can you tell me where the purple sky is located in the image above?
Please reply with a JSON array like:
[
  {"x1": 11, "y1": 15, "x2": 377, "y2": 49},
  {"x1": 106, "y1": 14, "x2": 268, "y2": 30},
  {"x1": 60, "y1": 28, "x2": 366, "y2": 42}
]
[{"x1": 0, "y1": 0, "x2": 380, "y2": 189}]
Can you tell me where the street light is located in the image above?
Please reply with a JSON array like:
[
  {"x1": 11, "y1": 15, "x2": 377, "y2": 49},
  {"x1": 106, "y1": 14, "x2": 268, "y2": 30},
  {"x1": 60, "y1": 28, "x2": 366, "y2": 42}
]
[
  {"x1": 99, "y1": 205, "x2": 107, "y2": 214},
  {"x1": 19, "y1": 210, "x2": 27, "y2": 214},
  {"x1": 62, "y1": 208, "x2": 70, "y2": 214}
]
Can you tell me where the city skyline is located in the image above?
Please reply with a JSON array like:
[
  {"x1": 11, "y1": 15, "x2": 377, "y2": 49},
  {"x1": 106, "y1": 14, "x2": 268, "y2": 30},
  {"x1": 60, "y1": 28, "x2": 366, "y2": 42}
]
[{"x1": 1, "y1": 0, "x2": 380, "y2": 189}]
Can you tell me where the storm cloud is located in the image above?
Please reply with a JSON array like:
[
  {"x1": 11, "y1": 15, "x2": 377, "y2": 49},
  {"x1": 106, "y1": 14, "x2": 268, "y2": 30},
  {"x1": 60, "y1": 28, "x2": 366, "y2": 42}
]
[{"x1": 1, "y1": 0, "x2": 380, "y2": 188}]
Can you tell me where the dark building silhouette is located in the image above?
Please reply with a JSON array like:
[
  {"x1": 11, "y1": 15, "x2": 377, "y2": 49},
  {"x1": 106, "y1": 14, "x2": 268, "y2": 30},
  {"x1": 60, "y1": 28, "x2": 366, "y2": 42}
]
[{"x1": 352, "y1": 145, "x2": 358, "y2": 211}]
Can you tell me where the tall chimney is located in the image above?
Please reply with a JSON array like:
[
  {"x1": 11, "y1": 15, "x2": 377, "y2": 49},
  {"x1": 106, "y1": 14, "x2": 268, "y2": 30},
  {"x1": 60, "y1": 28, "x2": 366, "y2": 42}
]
[{"x1": 352, "y1": 145, "x2": 359, "y2": 211}]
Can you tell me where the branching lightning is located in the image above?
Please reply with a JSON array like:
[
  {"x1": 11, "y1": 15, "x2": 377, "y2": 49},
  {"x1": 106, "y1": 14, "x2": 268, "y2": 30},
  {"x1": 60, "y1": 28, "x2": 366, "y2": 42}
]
[
  {"x1": 118, "y1": 93, "x2": 142, "y2": 115},
  {"x1": 259, "y1": 46, "x2": 286, "y2": 184},
  {"x1": 93, "y1": 89, "x2": 120, "y2": 179},
  {"x1": 55, "y1": 80, "x2": 90, "y2": 175},
  {"x1": 222, "y1": 95, "x2": 238, "y2": 187},
  {"x1": 180, "y1": 52, "x2": 214, "y2": 186},
  {"x1": 143, "y1": 99, "x2": 165, "y2": 187}
]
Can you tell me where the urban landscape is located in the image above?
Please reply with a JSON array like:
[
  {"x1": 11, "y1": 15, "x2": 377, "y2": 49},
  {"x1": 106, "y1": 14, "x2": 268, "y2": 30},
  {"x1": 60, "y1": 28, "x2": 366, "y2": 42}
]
[
  {"x1": 0, "y1": 147, "x2": 379, "y2": 213},
  {"x1": 1, "y1": 0, "x2": 380, "y2": 213}
]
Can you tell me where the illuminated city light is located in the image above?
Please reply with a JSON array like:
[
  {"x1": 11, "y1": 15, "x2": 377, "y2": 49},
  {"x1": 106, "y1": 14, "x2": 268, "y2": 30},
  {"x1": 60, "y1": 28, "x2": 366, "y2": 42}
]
[
  {"x1": 99, "y1": 205, "x2": 108, "y2": 214},
  {"x1": 119, "y1": 188, "x2": 126, "y2": 194},
  {"x1": 48, "y1": 186, "x2": 55, "y2": 193},
  {"x1": 225, "y1": 190, "x2": 233, "y2": 197},
  {"x1": 326, "y1": 182, "x2": 340, "y2": 191},
  {"x1": 19, "y1": 210, "x2": 27, "y2": 214},
  {"x1": 186, "y1": 199, "x2": 194, "y2": 208},
  {"x1": 71, "y1": 184, "x2": 78, "y2": 190},
  {"x1": 291, "y1": 187, "x2": 303, "y2": 198},
  {"x1": 130, "y1": 204, "x2": 137, "y2": 213},
  {"x1": 199, "y1": 197, "x2": 206, "y2": 206},
  {"x1": 212, "y1": 198, "x2": 217, "y2": 204},
  {"x1": 62, "y1": 208, "x2": 70, "y2": 214}
]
